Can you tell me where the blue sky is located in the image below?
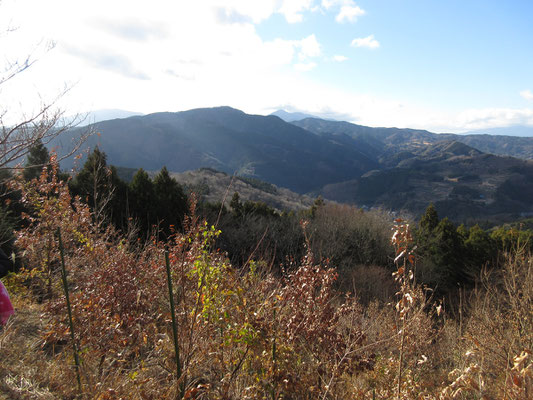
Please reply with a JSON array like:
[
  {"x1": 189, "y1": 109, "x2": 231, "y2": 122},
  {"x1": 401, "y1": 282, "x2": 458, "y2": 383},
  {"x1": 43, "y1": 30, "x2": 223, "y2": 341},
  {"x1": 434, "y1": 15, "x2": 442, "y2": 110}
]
[{"x1": 1, "y1": 0, "x2": 532, "y2": 132}]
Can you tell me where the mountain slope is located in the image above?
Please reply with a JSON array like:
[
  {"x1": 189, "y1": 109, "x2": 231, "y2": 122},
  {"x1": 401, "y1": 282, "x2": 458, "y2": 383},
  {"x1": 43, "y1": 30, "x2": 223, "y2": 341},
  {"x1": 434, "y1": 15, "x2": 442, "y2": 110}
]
[
  {"x1": 172, "y1": 168, "x2": 314, "y2": 211},
  {"x1": 62, "y1": 107, "x2": 378, "y2": 193},
  {"x1": 321, "y1": 141, "x2": 533, "y2": 221},
  {"x1": 55, "y1": 107, "x2": 533, "y2": 222},
  {"x1": 269, "y1": 110, "x2": 318, "y2": 122},
  {"x1": 292, "y1": 118, "x2": 533, "y2": 161}
]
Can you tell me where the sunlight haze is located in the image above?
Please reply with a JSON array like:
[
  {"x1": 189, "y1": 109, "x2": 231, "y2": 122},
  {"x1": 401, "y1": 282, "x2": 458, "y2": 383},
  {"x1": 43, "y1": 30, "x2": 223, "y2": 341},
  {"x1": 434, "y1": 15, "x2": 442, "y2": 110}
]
[{"x1": 1, "y1": 0, "x2": 532, "y2": 132}]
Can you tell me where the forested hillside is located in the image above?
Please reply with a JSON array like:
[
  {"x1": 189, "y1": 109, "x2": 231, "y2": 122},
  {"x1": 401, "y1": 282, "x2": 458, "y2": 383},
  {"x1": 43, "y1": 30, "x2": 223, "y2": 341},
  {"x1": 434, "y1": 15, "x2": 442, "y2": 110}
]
[
  {"x1": 53, "y1": 107, "x2": 533, "y2": 224},
  {"x1": 1, "y1": 144, "x2": 532, "y2": 398}
]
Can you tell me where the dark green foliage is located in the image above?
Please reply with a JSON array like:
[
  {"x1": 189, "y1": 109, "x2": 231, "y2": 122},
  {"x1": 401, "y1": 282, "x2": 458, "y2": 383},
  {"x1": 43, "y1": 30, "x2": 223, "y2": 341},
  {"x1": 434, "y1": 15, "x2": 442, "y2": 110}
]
[
  {"x1": 490, "y1": 226, "x2": 533, "y2": 253},
  {"x1": 0, "y1": 204, "x2": 16, "y2": 273},
  {"x1": 430, "y1": 218, "x2": 467, "y2": 287},
  {"x1": 70, "y1": 156, "x2": 189, "y2": 238},
  {"x1": 69, "y1": 147, "x2": 129, "y2": 227},
  {"x1": 464, "y1": 225, "x2": 497, "y2": 269},
  {"x1": 70, "y1": 147, "x2": 113, "y2": 210},
  {"x1": 129, "y1": 168, "x2": 156, "y2": 235},
  {"x1": 153, "y1": 166, "x2": 188, "y2": 236},
  {"x1": 124, "y1": 166, "x2": 189, "y2": 238},
  {"x1": 0, "y1": 170, "x2": 25, "y2": 273},
  {"x1": 23, "y1": 139, "x2": 50, "y2": 181},
  {"x1": 309, "y1": 196, "x2": 325, "y2": 218},
  {"x1": 416, "y1": 204, "x2": 501, "y2": 295},
  {"x1": 419, "y1": 203, "x2": 439, "y2": 233},
  {"x1": 417, "y1": 204, "x2": 470, "y2": 290}
]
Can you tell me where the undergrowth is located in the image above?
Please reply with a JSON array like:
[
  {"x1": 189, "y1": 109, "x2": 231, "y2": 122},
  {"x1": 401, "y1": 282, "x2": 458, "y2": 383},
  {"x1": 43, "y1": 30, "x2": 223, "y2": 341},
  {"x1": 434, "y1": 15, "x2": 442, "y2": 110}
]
[{"x1": 0, "y1": 161, "x2": 531, "y2": 399}]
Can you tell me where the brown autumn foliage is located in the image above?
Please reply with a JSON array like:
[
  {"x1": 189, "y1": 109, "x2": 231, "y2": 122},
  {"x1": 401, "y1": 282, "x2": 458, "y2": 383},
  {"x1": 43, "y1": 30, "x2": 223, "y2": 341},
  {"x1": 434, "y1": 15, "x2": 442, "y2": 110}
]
[{"x1": 0, "y1": 159, "x2": 531, "y2": 399}]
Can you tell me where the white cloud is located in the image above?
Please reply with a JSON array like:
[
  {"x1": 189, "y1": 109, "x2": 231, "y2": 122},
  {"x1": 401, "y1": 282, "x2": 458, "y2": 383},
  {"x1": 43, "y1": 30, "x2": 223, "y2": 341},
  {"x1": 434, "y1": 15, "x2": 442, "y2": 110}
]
[
  {"x1": 453, "y1": 108, "x2": 533, "y2": 131},
  {"x1": 298, "y1": 34, "x2": 321, "y2": 58},
  {"x1": 321, "y1": 0, "x2": 348, "y2": 10},
  {"x1": 213, "y1": 0, "x2": 318, "y2": 24},
  {"x1": 321, "y1": 0, "x2": 365, "y2": 23},
  {"x1": 520, "y1": 89, "x2": 533, "y2": 101},
  {"x1": 333, "y1": 55, "x2": 348, "y2": 62},
  {"x1": 277, "y1": 0, "x2": 316, "y2": 23},
  {"x1": 351, "y1": 35, "x2": 380, "y2": 49},
  {"x1": 3, "y1": 0, "x2": 529, "y2": 134},
  {"x1": 294, "y1": 62, "x2": 317, "y2": 72},
  {"x1": 336, "y1": 4, "x2": 365, "y2": 23}
]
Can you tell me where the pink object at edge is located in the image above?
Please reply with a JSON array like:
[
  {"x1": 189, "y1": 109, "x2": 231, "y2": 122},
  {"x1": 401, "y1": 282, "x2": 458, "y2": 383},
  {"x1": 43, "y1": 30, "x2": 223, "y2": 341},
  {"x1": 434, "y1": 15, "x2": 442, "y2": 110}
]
[{"x1": 0, "y1": 280, "x2": 14, "y2": 325}]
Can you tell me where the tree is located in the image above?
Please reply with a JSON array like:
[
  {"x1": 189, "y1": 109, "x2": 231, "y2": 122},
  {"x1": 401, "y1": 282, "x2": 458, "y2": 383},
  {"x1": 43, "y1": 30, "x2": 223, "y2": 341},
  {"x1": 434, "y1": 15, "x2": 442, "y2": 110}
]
[
  {"x1": 0, "y1": 11, "x2": 88, "y2": 173},
  {"x1": 23, "y1": 139, "x2": 50, "y2": 181},
  {"x1": 430, "y1": 217, "x2": 466, "y2": 289},
  {"x1": 464, "y1": 224, "x2": 497, "y2": 274},
  {"x1": 419, "y1": 203, "x2": 439, "y2": 233},
  {"x1": 153, "y1": 166, "x2": 188, "y2": 235},
  {"x1": 129, "y1": 168, "x2": 155, "y2": 235},
  {"x1": 230, "y1": 192, "x2": 242, "y2": 216},
  {"x1": 70, "y1": 147, "x2": 127, "y2": 227}
]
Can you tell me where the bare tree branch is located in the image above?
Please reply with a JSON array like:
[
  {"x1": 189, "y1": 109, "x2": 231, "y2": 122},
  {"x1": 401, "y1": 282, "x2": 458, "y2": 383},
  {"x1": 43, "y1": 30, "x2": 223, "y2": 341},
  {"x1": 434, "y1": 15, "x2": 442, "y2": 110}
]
[{"x1": 0, "y1": 10, "x2": 88, "y2": 170}]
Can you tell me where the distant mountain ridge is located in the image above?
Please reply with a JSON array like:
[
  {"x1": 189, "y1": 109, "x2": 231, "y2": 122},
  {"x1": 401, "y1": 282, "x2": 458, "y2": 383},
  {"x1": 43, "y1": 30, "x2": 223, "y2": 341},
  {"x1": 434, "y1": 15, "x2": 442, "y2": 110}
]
[
  {"x1": 269, "y1": 109, "x2": 319, "y2": 122},
  {"x1": 62, "y1": 106, "x2": 378, "y2": 193},
  {"x1": 74, "y1": 109, "x2": 144, "y2": 126},
  {"x1": 292, "y1": 118, "x2": 533, "y2": 161},
  {"x1": 463, "y1": 125, "x2": 533, "y2": 137},
  {"x1": 56, "y1": 106, "x2": 533, "y2": 222}
]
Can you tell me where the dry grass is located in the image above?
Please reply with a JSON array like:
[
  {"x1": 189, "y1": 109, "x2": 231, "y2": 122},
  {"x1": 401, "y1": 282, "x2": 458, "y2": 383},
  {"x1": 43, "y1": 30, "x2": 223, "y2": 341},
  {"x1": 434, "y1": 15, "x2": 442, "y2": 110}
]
[
  {"x1": 1, "y1": 249, "x2": 531, "y2": 399},
  {"x1": 0, "y1": 165, "x2": 531, "y2": 399}
]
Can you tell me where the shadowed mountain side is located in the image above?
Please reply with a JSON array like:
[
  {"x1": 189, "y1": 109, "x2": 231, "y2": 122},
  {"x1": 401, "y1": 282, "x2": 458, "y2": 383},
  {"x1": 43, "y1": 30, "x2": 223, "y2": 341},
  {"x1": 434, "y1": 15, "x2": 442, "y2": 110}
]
[
  {"x1": 321, "y1": 142, "x2": 533, "y2": 223},
  {"x1": 441, "y1": 134, "x2": 533, "y2": 160},
  {"x1": 59, "y1": 107, "x2": 378, "y2": 193},
  {"x1": 293, "y1": 118, "x2": 533, "y2": 161}
]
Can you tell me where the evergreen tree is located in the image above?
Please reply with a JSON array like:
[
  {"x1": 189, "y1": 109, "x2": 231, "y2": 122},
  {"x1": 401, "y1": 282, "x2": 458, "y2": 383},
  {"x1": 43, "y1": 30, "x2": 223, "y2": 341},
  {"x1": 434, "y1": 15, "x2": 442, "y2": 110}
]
[
  {"x1": 23, "y1": 139, "x2": 50, "y2": 181},
  {"x1": 230, "y1": 192, "x2": 242, "y2": 216},
  {"x1": 153, "y1": 166, "x2": 188, "y2": 235},
  {"x1": 70, "y1": 147, "x2": 128, "y2": 227},
  {"x1": 419, "y1": 203, "x2": 439, "y2": 233},
  {"x1": 129, "y1": 168, "x2": 155, "y2": 235},
  {"x1": 464, "y1": 224, "x2": 497, "y2": 274},
  {"x1": 430, "y1": 217, "x2": 466, "y2": 289}
]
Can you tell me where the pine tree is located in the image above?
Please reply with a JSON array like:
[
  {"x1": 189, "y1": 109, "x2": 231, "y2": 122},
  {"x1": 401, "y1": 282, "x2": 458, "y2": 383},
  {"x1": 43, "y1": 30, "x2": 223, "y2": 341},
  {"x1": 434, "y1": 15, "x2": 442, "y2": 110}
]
[
  {"x1": 419, "y1": 203, "x2": 439, "y2": 233},
  {"x1": 70, "y1": 147, "x2": 127, "y2": 227},
  {"x1": 153, "y1": 166, "x2": 188, "y2": 235},
  {"x1": 23, "y1": 139, "x2": 50, "y2": 181},
  {"x1": 129, "y1": 168, "x2": 155, "y2": 235}
]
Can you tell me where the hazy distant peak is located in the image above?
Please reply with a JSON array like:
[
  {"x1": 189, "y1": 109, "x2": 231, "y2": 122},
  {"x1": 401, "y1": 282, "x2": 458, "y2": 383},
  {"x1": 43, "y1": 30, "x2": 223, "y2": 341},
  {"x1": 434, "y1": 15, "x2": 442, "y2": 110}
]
[
  {"x1": 463, "y1": 125, "x2": 533, "y2": 137},
  {"x1": 78, "y1": 109, "x2": 144, "y2": 126},
  {"x1": 270, "y1": 109, "x2": 319, "y2": 122}
]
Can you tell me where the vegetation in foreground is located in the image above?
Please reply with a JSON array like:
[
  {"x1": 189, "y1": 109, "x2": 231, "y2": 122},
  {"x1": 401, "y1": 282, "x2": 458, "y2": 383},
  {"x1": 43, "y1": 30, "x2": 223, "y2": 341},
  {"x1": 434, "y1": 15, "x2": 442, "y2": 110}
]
[{"x1": 0, "y1": 158, "x2": 531, "y2": 399}]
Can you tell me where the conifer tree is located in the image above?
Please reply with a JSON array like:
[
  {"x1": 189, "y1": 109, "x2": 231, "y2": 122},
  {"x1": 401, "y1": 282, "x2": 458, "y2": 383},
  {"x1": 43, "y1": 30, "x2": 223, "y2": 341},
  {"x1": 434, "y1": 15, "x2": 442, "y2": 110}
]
[
  {"x1": 153, "y1": 166, "x2": 188, "y2": 235},
  {"x1": 23, "y1": 139, "x2": 50, "y2": 181},
  {"x1": 70, "y1": 147, "x2": 127, "y2": 227},
  {"x1": 129, "y1": 168, "x2": 155, "y2": 235}
]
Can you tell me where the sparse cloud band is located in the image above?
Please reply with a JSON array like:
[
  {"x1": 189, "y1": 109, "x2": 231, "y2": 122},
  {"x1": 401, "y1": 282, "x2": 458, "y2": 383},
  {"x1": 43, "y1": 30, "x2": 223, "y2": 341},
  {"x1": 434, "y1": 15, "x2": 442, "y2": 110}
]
[
  {"x1": 351, "y1": 34, "x2": 380, "y2": 49},
  {"x1": 336, "y1": 4, "x2": 365, "y2": 23},
  {"x1": 521, "y1": 89, "x2": 533, "y2": 101}
]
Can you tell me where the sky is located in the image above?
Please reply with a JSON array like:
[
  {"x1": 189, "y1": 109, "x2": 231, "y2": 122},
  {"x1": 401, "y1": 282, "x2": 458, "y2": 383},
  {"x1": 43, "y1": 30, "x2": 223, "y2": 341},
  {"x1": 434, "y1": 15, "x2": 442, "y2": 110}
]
[{"x1": 1, "y1": 0, "x2": 532, "y2": 133}]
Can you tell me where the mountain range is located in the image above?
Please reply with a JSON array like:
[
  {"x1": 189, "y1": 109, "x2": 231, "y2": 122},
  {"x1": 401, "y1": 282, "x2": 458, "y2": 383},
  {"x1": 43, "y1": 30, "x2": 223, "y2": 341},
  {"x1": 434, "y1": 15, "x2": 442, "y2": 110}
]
[{"x1": 57, "y1": 106, "x2": 533, "y2": 222}]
